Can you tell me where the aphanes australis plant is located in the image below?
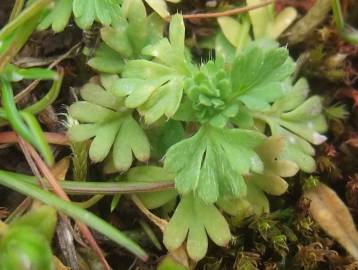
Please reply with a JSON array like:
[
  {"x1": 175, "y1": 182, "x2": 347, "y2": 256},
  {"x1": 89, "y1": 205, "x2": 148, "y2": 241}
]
[{"x1": 67, "y1": 0, "x2": 328, "y2": 262}]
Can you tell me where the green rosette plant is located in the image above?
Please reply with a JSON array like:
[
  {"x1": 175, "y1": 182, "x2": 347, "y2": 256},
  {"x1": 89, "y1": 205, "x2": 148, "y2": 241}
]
[{"x1": 67, "y1": 13, "x2": 327, "y2": 261}]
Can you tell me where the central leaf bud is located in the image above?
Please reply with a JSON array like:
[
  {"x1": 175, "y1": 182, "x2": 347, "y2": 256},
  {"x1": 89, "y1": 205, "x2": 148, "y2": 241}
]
[{"x1": 184, "y1": 60, "x2": 239, "y2": 128}]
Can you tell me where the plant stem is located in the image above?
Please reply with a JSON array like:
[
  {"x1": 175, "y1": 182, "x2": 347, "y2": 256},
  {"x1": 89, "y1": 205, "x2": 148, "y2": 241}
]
[
  {"x1": 24, "y1": 68, "x2": 64, "y2": 115},
  {"x1": 4, "y1": 170, "x2": 175, "y2": 195},
  {"x1": 332, "y1": 0, "x2": 344, "y2": 30},
  {"x1": 73, "y1": 195, "x2": 104, "y2": 208}
]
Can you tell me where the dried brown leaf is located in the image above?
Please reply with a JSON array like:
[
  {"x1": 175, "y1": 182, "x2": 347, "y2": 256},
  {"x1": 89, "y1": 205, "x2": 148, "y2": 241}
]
[{"x1": 305, "y1": 183, "x2": 358, "y2": 260}]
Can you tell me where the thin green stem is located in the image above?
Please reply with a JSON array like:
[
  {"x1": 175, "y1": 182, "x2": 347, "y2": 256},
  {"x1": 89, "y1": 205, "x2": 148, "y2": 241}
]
[
  {"x1": 0, "y1": 170, "x2": 148, "y2": 261},
  {"x1": 24, "y1": 69, "x2": 63, "y2": 115},
  {"x1": 0, "y1": 69, "x2": 62, "y2": 122},
  {"x1": 332, "y1": 0, "x2": 344, "y2": 30},
  {"x1": 3, "y1": 170, "x2": 175, "y2": 195},
  {"x1": 73, "y1": 195, "x2": 104, "y2": 208}
]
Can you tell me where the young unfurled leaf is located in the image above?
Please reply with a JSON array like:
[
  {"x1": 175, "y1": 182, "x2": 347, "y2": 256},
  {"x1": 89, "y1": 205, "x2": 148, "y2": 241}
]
[
  {"x1": 68, "y1": 76, "x2": 150, "y2": 172},
  {"x1": 260, "y1": 78, "x2": 328, "y2": 172},
  {"x1": 112, "y1": 14, "x2": 193, "y2": 124},
  {"x1": 164, "y1": 125, "x2": 265, "y2": 203},
  {"x1": 163, "y1": 193, "x2": 231, "y2": 261},
  {"x1": 183, "y1": 60, "x2": 239, "y2": 128},
  {"x1": 231, "y1": 44, "x2": 295, "y2": 111},
  {"x1": 126, "y1": 166, "x2": 177, "y2": 209}
]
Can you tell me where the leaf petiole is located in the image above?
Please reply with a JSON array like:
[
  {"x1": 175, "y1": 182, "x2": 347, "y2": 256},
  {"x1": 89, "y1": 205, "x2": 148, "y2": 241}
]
[{"x1": 2, "y1": 169, "x2": 175, "y2": 195}]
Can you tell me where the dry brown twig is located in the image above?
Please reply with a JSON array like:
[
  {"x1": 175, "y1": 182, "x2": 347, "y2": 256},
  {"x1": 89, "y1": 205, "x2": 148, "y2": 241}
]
[
  {"x1": 179, "y1": 0, "x2": 276, "y2": 20},
  {"x1": 18, "y1": 137, "x2": 47, "y2": 188},
  {"x1": 0, "y1": 131, "x2": 68, "y2": 145}
]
